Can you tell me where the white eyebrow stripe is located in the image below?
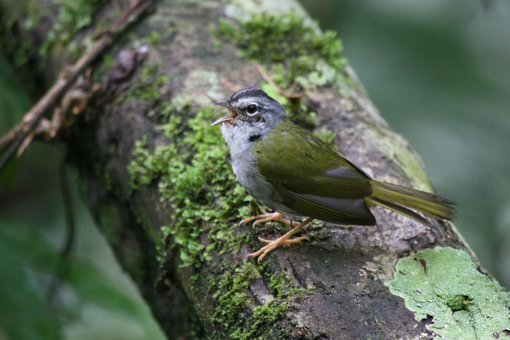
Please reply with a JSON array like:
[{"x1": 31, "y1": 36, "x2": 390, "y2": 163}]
[{"x1": 233, "y1": 97, "x2": 257, "y2": 108}]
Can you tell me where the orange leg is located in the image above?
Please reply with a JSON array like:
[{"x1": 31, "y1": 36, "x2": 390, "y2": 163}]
[{"x1": 248, "y1": 217, "x2": 314, "y2": 262}]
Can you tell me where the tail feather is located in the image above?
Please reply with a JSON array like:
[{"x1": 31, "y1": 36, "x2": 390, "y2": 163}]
[
  {"x1": 369, "y1": 181, "x2": 456, "y2": 223},
  {"x1": 366, "y1": 197, "x2": 434, "y2": 227}
]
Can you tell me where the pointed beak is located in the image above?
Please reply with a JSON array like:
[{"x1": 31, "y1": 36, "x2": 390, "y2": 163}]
[
  {"x1": 211, "y1": 100, "x2": 239, "y2": 126},
  {"x1": 211, "y1": 115, "x2": 234, "y2": 126}
]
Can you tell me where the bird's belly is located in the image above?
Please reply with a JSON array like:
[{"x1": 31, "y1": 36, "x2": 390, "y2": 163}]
[
  {"x1": 232, "y1": 158, "x2": 303, "y2": 218},
  {"x1": 232, "y1": 157, "x2": 272, "y2": 202},
  {"x1": 224, "y1": 124, "x2": 302, "y2": 218}
]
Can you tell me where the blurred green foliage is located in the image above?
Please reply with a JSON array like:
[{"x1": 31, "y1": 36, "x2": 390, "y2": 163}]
[
  {"x1": 0, "y1": 219, "x2": 61, "y2": 339},
  {"x1": 0, "y1": 217, "x2": 166, "y2": 339}
]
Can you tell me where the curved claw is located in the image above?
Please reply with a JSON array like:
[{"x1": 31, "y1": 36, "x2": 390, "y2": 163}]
[
  {"x1": 248, "y1": 217, "x2": 314, "y2": 262},
  {"x1": 239, "y1": 212, "x2": 293, "y2": 227}
]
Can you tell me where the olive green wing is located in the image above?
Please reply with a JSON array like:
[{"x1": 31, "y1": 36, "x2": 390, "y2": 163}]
[{"x1": 254, "y1": 121, "x2": 375, "y2": 225}]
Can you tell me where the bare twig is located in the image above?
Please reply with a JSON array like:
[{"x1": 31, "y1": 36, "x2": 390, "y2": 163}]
[
  {"x1": 0, "y1": 0, "x2": 154, "y2": 172},
  {"x1": 16, "y1": 72, "x2": 102, "y2": 156}
]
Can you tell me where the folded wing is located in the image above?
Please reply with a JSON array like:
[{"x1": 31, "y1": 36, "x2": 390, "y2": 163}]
[{"x1": 254, "y1": 121, "x2": 376, "y2": 225}]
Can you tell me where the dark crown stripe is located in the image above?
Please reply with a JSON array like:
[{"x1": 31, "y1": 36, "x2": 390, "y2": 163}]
[{"x1": 229, "y1": 87, "x2": 271, "y2": 103}]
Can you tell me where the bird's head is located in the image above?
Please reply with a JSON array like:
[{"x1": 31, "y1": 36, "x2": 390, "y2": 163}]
[{"x1": 211, "y1": 87, "x2": 285, "y2": 135}]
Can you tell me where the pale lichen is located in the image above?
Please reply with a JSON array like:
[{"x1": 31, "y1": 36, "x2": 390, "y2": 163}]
[{"x1": 386, "y1": 247, "x2": 510, "y2": 339}]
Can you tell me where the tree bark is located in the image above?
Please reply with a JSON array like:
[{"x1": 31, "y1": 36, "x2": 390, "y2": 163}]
[{"x1": 2, "y1": 0, "x2": 509, "y2": 339}]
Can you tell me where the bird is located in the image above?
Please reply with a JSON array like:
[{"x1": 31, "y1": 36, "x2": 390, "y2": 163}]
[{"x1": 212, "y1": 87, "x2": 455, "y2": 262}]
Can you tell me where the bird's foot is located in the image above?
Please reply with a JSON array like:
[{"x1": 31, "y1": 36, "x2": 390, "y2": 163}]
[
  {"x1": 248, "y1": 235, "x2": 309, "y2": 263},
  {"x1": 239, "y1": 211, "x2": 293, "y2": 227},
  {"x1": 247, "y1": 217, "x2": 314, "y2": 262}
]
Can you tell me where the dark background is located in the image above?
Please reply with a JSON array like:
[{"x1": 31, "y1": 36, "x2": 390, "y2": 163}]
[{"x1": 1, "y1": 0, "x2": 509, "y2": 337}]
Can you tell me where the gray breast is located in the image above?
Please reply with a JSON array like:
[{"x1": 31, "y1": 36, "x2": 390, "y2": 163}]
[
  {"x1": 232, "y1": 156, "x2": 272, "y2": 199},
  {"x1": 221, "y1": 124, "x2": 273, "y2": 203},
  {"x1": 220, "y1": 123, "x2": 304, "y2": 219}
]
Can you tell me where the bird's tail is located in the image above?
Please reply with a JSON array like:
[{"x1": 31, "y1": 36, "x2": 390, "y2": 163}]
[{"x1": 367, "y1": 181, "x2": 456, "y2": 226}]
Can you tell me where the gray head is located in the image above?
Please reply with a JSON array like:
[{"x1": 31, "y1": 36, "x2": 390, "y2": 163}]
[{"x1": 211, "y1": 87, "x2": 286, "y2": 133}]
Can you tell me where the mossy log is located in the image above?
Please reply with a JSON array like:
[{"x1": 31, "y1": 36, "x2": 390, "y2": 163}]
[{"x1": 2, "y1": 0, "x2": 509, "y2": 338}]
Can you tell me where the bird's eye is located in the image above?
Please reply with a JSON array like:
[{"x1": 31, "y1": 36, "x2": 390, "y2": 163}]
[{"x1": 245, "y1": 104, "x2": 258, "y2": 115}]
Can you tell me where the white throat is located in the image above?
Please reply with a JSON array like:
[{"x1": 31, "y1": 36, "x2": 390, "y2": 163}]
[
  {"x1": 220, "y1": 123, "x2": 273, "y2": 203},
  {"x1": 221, "y1": 123, "x2": 256, "y2": 165}
]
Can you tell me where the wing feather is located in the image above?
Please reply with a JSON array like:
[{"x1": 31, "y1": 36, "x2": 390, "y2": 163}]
[
  {"x1": 254, "y1": 121, "x2": 375, "y2": 224},
  {"x1": 275, "y1": 186, "x2": 375, "y2": 225}
]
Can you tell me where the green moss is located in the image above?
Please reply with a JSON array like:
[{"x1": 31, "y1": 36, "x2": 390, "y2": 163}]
[
  {"x1": 313, "y1": 129, "x2": 337, "y2": 146},
  {"x1": 119, "y1": 63, "x2": 169, "y2": 104},
  {"x1": 155, "y1": 225, "x2": 172, "y2": 266},
  {"x1": 128, "y1": 107, "x2": 251, "y2": 268},
  {"x1": 210, "y1": 262, "x2": 310, "y2": 339},
  {"x1": 214, "y1": 13, "x2": 347, "y2": 91},
  {"x1": 147, "y1": 31, "x2": 161, "y2": 47},
  {"x1": 386, "y1": 247, "x2": 510, "y2": 339},
  {"x1": 41, "y1": 0, "x2": 107, "y2": 58},
  {"x1": 127, "y1": 136, "x2": 153, "y2": 188},
  {"x1": 211, "y1": 262, "x2": 262, "y2": 325},
  {"x1": 23, "y1": 0, "x2": 45, "y2": 30}
]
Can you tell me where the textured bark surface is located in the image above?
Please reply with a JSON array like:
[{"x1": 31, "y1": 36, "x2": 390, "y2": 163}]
[{"x1": 1, "y1": 0, "x2": 499, "y2": 339}]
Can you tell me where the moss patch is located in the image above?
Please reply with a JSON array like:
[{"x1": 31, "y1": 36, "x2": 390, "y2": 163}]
[
  {"x1": 118, "y1": 63, "x2": 170, "y2": 105},
  {"x1": 128, "y1": 107, "x2": 251, "y2": 268},
  {"x1": 386, "y1": 247, "x2": 510, "y2": 338},
  {"x1": 41, "y1": 0, "x2": 107, "y2": 58},
  {"x1": 215, "y1": 13, "x2": 346, "y2": 91},
  {"x1": 313, "y1": 129, "x2": 337, "y2": 146},
  {"x1": 211, "y1": 262, "x2": 309, "y2": 339}
]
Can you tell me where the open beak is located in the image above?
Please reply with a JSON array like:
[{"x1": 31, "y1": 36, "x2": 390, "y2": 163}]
[{"x1": 211, "y1": 100, "x2": 239, "y2": 126}]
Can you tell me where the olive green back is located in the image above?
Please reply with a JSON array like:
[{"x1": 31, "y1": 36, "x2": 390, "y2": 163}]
[{"x1": 253, "y1": 121, "x2": 375, "y2": 225}]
